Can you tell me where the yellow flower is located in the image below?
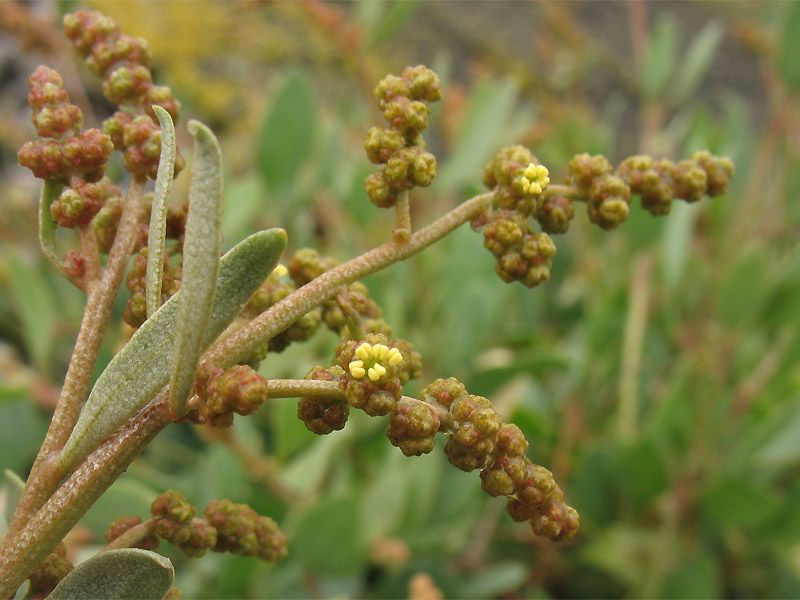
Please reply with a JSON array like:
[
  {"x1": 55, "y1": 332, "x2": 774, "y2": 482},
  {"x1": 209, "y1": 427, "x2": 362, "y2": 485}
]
[
  {"x1": 348, "y1": 342, "x2": 403, "y2": 382},
  {"x1": 520, "y1": 163, "x2": 550, "y2": 195}
]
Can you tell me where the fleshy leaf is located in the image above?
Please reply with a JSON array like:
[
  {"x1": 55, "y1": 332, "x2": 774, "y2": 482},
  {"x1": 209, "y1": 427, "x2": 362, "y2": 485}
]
[
  {"x1": 56, "y1": 228, "x2": 287, "y2": 473},
  {"x1": 145, "y1": 106, "x2": 177, "y2": 318},
  {"x1": 169, "y1": 120, "x2": 223, "y2": 416},
  {"x1": 46, "y1": 549, "x2": 173, "y2": 600}
]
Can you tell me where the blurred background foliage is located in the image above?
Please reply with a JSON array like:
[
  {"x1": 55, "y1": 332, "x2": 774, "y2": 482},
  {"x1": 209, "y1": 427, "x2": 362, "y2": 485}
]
[{"x1": 1, "y1": 1, "x2": 799, "y2": 598}]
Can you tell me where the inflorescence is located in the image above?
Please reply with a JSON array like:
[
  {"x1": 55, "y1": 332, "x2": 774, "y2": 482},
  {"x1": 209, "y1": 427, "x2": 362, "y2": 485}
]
[{"x1": 364, "y1": 66, "x2": 442, "y2": 208}]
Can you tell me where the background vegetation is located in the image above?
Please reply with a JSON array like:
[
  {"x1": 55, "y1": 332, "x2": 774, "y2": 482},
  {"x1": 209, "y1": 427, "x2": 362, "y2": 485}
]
[{"x1": 1, "y1": 1, "x2": 799, "y2": 598}]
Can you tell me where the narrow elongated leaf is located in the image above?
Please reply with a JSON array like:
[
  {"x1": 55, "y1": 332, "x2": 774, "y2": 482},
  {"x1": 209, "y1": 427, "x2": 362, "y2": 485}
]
[
  {"x1": 5, "y1": 251, "x2": 58, "y2": 374},
  {"x1": 641, "y1": 15, "x2": 678, "y2": 99},
  {"x1": 57, "y1": 228, "x2": 287, "y2": 472},
  {"x1": 46, "y1": 548, "x2": 173, "y2": 600},
  {"x1": 363, "y1": 0, "x2": 420, "y2": 51},
  {"x1": 256, "y1": 71, "x2": 315, "y2": 192},
  {"x1": 38, "y1": 180, "x2": 66, "y2": 277},
  {"x1": 169, "y1": 120, "x2": 223, "y2": 415},
  {"x1": 669, "y1": 21, "x2": 724, "y2": 106},
  {"x1": 436, "y1": 78, "x2": 519, "y2": 189},
  {"x1": 145, "y1": 106, "x2": 177, "y2": 318}
]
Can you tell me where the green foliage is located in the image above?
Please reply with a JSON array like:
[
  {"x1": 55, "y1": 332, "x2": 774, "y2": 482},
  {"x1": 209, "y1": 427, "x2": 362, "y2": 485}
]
[
  {"x1": 47, "y1": 549, "x2": 173, "y2": 600},
  {"x1": 57, "y1": 229, "x2": 287, "y2": 472},
  {"x1": 1, "y1": 2, "x2": 799, "y2": 599}
]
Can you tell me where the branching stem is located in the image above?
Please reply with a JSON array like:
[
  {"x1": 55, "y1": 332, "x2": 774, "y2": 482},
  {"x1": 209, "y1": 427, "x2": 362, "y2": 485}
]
[{"x1": 6, "y1": 176, "x2": 146, "y2": 543}]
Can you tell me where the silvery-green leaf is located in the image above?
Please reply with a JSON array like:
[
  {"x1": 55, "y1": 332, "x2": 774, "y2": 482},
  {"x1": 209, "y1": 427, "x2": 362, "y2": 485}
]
[
  {"x1": 0, "y1": 469, "x2": 25, "y2": 542},
  {"x1": 145, "y1": 106, "x2": 177, "y2": 318},
  {"x1": 168, "y1": 120, "x2": 223, "y2": 416},
  {"x1": 56, "y1": 228, "x2": 287, "y2": 473},
  {"x1": 46, "y1": 549, "x2": 173, "y2": 600}
]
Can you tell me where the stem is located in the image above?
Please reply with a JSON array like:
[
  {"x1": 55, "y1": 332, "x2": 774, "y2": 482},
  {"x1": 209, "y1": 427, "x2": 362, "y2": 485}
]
[
  {"x1": 101, "y1": 519, "x2": 156, "y2": 552},
  {"x1": 203, "y1": 192, "x2": 493, "y2": 370},
  {"x1": 335, "y1": 288, "x2": 364, "y2": 340},
  {"x1": 8, "y1": 176, "x2": 146, "y2": 541},
  {"x1": 0, "y1": 398, "x2": 170, "y2": 597},
  {"x1": 0, "y1": 192, "x2": 485, "y2": 591},
  {"x1": 393, "y1": 190, "x2": 411, "y2": 243},
  {"x1": 542, "y1": 184, "x2": 587, "y2": 203},
  {"x1": 267, "y1": 379, "x2": 453, "y2": 429},
  {"x1": 78, "y1": 223, "x2": 101, "y2": 283}
]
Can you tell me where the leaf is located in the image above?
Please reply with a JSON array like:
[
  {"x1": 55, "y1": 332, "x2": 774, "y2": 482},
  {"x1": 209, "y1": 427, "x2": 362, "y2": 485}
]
[
  {"x1": 0, "y1": 469, "x2": 25, "y2": 542},
  {"x1": 169, "y1": 120, "x2": 223, "y2": 415},
  {"x1": 0, "y1": 395, "x2": 48, "y2": 475},
  {"x1": 777, "y1": 1, "x2": 800, "y2": 90},
  {"x1": 363, "y1": 0, "x2": 420, "y2": 51},
  {"x1": 700, "y1": 477, "x2": 780, "y2": 528},
  {"x1": 641, "y1": 14, "x2": 678, "y2": 99},
  {"x1": 292, "y1": 492, "x2": 366, "y2": 575},
  {"x1": 38, "y1": 180, "x2": 70, "y2": 281},
  {"x1": 660, "y1": 200, "x2": 700, "y2": 291},
  {"x1": 5, "y1": 251, "x2": 58, "y2": 374},
  {"x1": 661, "y1": 550, "x2": 719, "y2": 599},
  {"x1": 669, "y1": 21, "x2": 724, "y2": 106},
  {"x1": 456, "y1": 562, "x2": 528, "y2": 600},
  {"x1": 360, "y1": 450, "x2": 408, "y2": 539},
  {"x1": 46, "y1": 549, "x2": 173, "y2": 600},
  {"x1": 57, "y1": 229, "x2": 287, "y2": 473},
  {"x1": 256, "y1": 71, "x2": 315, "y2": 192},
  {"x1": 751, "y1": 404, "x2": 800, "y2": 472},
  {"x1": 618, "y1": 438, "x2": 669, "y2": 505},
  {"x1": 436, "y1": 78, "x2": 519, "y2": 189},
  {"x1": 145, "y1": 106, "x2": 177, "y2": 318}
]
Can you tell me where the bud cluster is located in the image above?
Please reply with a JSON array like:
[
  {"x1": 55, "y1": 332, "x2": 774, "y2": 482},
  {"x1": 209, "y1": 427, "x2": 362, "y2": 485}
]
[
  {"x1": 26, "y1": 543, "x2": 73, "y2": 600},
  {"x1": 193, "y1": 365, "x2": 269, "y2": 427},
  {"x1": 568, "y1": 151, "x2": 734, "y2": 228},
  {"x1": 364, "y1": 66, "x2": 442, "y2": 208},
  {"x1": 243, "y1": 265, "x2": 321, "y2": 354},
  {"x1": 150, "y1": 490, "x2": 216, "y2": 558},
  {"x1": 62, "y1": 10, "x2": 184, "y2": 180},
  {"x1": 419, "y1": 378, "x2": 579, "y2": 541},
  {"x1": 483, "y1": 209, "x2": 557, "y2": 287},
  {"x1": 386, "y1": 398, "x2": 441, "y2": 456},
  {"x1": 149, "y1": 492, "x2": 287, "y2": 562},
  {"x1": 204, "y1": 499, "x2": 288, "y2": 563},
  {"x1": 17, "y1": 67, "x2": 117, "y2": 229},
  {"x1": 104, "y1": 515, "x2": 159, "y2": 550},
  {"x1": 123, "y1": 247, "x2": 181, "y2": 329},
  {"x1": 324, "y1": 281, "x2": 390, "y2": 339},
  {"x1": 336, "y1": 334, "x2": 405, "y2": 416},
  {"x1": 480, "y1": 146, "x2": 558, "y2": 288},
  {"x1": 297, "y1": 365, "x2": 349, "y2": 435}
]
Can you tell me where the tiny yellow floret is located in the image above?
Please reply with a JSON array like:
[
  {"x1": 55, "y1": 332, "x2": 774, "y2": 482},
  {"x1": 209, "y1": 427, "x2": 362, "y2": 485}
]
[
  {"x1": 348, "y1": 341, "x2": 404, "y2": 380},
  {"x1": 521, "y1": 163, "x2": 550, "y2": 195},
  {"x1": 272, "y1": 264, "x2": 288, "y2": 278}
]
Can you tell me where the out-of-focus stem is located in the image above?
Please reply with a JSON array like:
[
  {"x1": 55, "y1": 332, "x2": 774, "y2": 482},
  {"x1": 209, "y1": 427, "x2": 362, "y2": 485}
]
[{"x1": 617, "y1": 254, "x2": 652, "y2": 441}]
